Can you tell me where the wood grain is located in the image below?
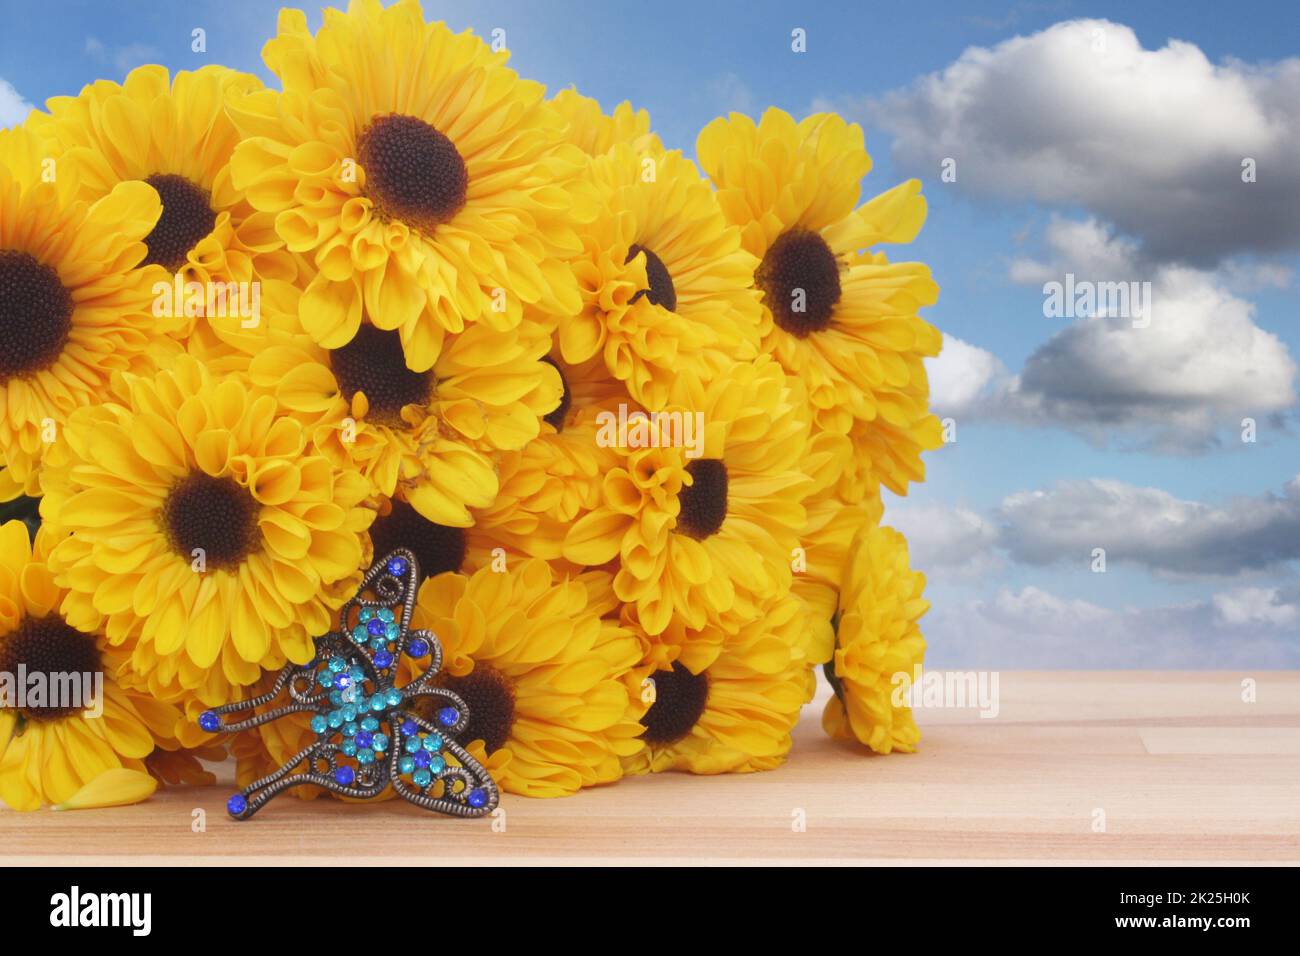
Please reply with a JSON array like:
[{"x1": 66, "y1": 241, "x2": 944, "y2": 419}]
[{"x1": 3, "y1": 671, "x2": 1297, "y2": 865}]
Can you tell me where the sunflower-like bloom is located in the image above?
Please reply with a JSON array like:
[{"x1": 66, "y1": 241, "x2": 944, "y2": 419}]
[
  {"x1": 697, "y1": 109, "x2": 943, "y2": 500},
  {"x1": 0, "y1": 522, "x2": 184, "y2": 810},
  {"x1": 245, "y1": 307, "x2": 561, "y2": 527},
  {"x1": 228, "y1": 0, "x2": 592, "y2": 371},
  {"x1": 551, "y1": 88, "x2": 662, "y2": 157},
  {"x1": 563, "y1": 356, "x2": 811, "y2": 638},
  {"x1": 623, "y1": 590, "x2": 810, "y2": 775},
  {"x1": 823, "y1": 523, "x2": 927, "y2": 754},
  {"x1": 404, "y1": 560, "x2": 647, "y2": 797},
  {"x1": 38, "y1": 356, "x2": 374, "y2": 709},
  {"x1": 0, "y1": 126, "x2": 173, "y2": 499},
  {"x1": 30, "y1": 64, "x2": 299, "y2": 342},
  {"x1": 558, "y1": 141, "x2": 763, "y2": 410}
]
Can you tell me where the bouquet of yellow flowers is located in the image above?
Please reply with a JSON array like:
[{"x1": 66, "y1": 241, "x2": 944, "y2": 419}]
[{"x1": 0, "y1": 0, "x2": 940, "y2": 812}]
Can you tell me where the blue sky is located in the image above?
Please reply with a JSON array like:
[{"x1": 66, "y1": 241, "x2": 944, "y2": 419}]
[{"x1": 3, "y1": 0, "x2": 1298, "y2": 667}]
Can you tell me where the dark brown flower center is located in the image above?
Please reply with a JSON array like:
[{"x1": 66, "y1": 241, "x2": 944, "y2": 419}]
[
  {"x1": 756, "y1": 229, "x2": 841, "y2": 337},
  {"x1": 369, "y1": 499, "x2": 466, "y2": 582},
  {"x1": 162, "y1": 472, "x2": 260, "y2": 569},
  {"x1": 640, "y1": 662, "x2": 709, "y2": 745},
  {"x1": 357, "y1": 113, "x2": 468, "y2": 233},
  {"x1": 676, "y1": 458, "x2": 728, "y2": 540},
  {"x1": 0, "y1": 250, "x2": 73, "y2": 382},
  {"x1": 0, "y1": 615, "x2": 101, "y2": 721},
  {"x1": 141, "y1": 174, "x2": 217, "y2": 271},
  {"x1": 436, "y1": 665, "x2": 516, "y2": 754},
  {"x1": 540, "y1": 356, "x2": 571, "y2": 431},
  {"x1": 626, "y1": 244, "x2": 676, "y2": 312},
  {"x1": 329, "y1": 325, "x2": 432, "y2": 423}
]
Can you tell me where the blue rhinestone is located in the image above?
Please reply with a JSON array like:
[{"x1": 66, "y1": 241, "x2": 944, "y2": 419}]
[
  {"x1": 405, "y1": 737, "x2": 423, "y2": 754},
  {"x1": 227, "y1": 794, "x2": 247, "y2": 816},
  {"x1": 366, "y1": 618, "x2": 386, "y2": 638},
  {"x1": 341, "y1": 738, "x2": 357, "y2": 757},
  {"x1": 372, "y1": 733, "x2": 389, "y2": 752},
  {"x1": 334, "y1": 673, "x2": 353, "y2": 691},
  {"x1": 198, "y1": 711, "x2": 221, "y2": 732},
  {"x1": 351, "y1": 624, "x2": 368, "y2": 643},
  {"x1": 357, "y1": 748, "x2": 375, "y2": 765},
  {"x1": 361, "y1": 717, "x2": 380, "y2": 732},
  {"x1": 399, "y1": 756, "x2": 415, "y2": 774},
  {"x1": 467, "y1": 788, "x2": 488, "y2": 809},
  {"x1": 374, "y1": 650, "x2": 393, "y2": 669},
  {"x1": 437, "y1": 707, "x2": 458, "y2": 727},
  {"x1": 355, "y1": 731, "x2": 374, "y2": 749},
  {"x1": 407, "y1": 638, "x2": 429, "y2": 658},
  {"x1": 378, "y1": 608, "x2": 395, "y2": 623},
  {"x1": 359, "y1": 608, "x2": 375, "y2": 623},
  {"x1": 310, "y1": 715, "x2": 328, "y2": 734},
  {"x1": 428, "y1": 755, "x2": 446, "y2": 774},
  {"x1": 335, "y1": 766, "x2": 355, "y2": 786},
  {"x1": 386, "y1": 556, "x2": 408, "y2": 577},
  {"x1": 401, "y1": 720, "x2": 418, "y2": 736},
  {"x1": 413, "y1": 750, "x2": 431, "y2": 769},
  {"x1": 422, "y1": 734, "x2": 441, "y2": 752},
  {"x1": 412, "y1": 768, "x2": 432, "y2": 788}
]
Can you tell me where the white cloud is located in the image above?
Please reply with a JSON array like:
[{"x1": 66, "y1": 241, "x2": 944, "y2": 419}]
[
  {"x1": 1213, "y1": 587, "x2": 1300, "y2": 628},
  {"x1": 885, "y1": 502, "x2": 1002, "y2": 579},
  {"x1": 998, "y1": 476, "x2": 1300, "y2": 576},
  {"x1": 928, "y1": 334, "x2": 1011, "y2": 419},
  {"x1": 0, "y1": 78, "x2": 33, "y2": 128},
  {"x1": 925, "y1": 585, "x2": 1300, "y2": 668},
  {"x1": 868, "y1": 19, "x2": 1300, "y2": 265}
]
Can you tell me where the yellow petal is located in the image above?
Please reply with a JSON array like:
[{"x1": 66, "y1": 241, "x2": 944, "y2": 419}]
[{"x1": 52, "y1": 768, "x2": 157, "y2": 811}]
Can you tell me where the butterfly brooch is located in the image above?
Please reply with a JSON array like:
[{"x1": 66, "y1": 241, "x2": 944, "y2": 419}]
[{"x1": 196, "y1": 549, "x2": 499, "y2": 820}]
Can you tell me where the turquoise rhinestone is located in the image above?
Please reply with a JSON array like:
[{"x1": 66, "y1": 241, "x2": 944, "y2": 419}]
[
  {"x1": 328, "y1": 657, "x2": 346, "y2": 673},
  {"x1": 372, "y1": 733, "x2": 389, "y2": 752},
  {"x1": 370, "y1": 697, "x2": 387, "y2": 712},
  {"x1": 327, "y1": 710, "x2": 344, "y2": 729},
  {"x1": 351, "y1": 624, "x2": 368, "y2": 643},
  {"x1": 422, "y1": 734, "x2": 441, "y2": 752},
  {"x1": 361, "y1": 716, "x2": 379, "y2": 732},
  {"x1": 398, "y1": 756, "x2": 415, "y2": 774},
  {"x1": 412, "y1": 769, "x2": 432, "y2": 788},
  {"x1": 405, "y1": 737, "x2": 422, "y2": 754},
  {"x1": 310, "y1": 715, "x2": 327, "y2": 734},
  {"x1": 341, "y1": 704, "x2": 358, "y2": 722},
  {"x1": 359, "y1": 608, "x2": 374, "y2": 623},
  {"x1": 343, "y1": 721, "x2": 359, "y2": 737},
  {"x1": 378, "y1": 608, "x2": 395, "y2": 623},
  {"x1": 350, "y1": 665, "x2": 365, "y2": 681},
  {"x1": 317, "y1": 670, "x2": 333, "y2": 687},
  {"x1": 328, "y1": 690, "x2": 343, "y2": 705},
  {"x1": 384, "y1": 623, "x2": 399, "y2": 640},
  {"x1": 385, "y1": 688, "x2": 402, "y2": 707},
  {"x1": 357, "y1": 748, "x2": 375, "y2": 765},
  {"x1": 428, "y1": 755, "x2": 446, "y2": 774},
  {"x1": 341, "y1": 738, "x2": 357, "y2": 757},
  {"x1": 369, "y1": 637, "x2": 387, "y2": 652}
]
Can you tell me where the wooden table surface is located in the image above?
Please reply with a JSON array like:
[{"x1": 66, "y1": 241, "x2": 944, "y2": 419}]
[{"x1": 3, "y1": 672, "x2": 1298, "y2": 865}]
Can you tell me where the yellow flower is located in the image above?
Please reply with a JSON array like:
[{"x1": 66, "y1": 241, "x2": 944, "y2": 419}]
[
  {"x1": 563, "y1": 356, "x2": 811, "y2": 639},
  {"x1": 30, "y1": 64, "x2": 299, "y2": 342},
  {"x1": 0, "y1": 522, "x2": 183, "y2": 810},
  {"x1": 404, "y1": 560, "x2": 647, "y2": 797},
  {"x1": 557, "y1": 141, "x2": 763, "y2": 410},
  {"x1": 228, "y1": 0, "x2": 592, "y2": 371},
  {"x1": 551, "y1": 88, "x2": 662, "y2": 157},
  {"x1": 246, "y1": 310, "x2": 561, "y2": 528},
  {"x1": 38, "y1": 356, "x2": 374, "y2": 709},
  {"x1": 623, "y1": 590, "x2": 810, "y2": 775},
  {"x1": 823, "y1": 523, "x2": 927, "y2": 754},
  {"x1": 0, "y1": 125, "x2": 171, "y2": 499},
  {"x1": 697, "y1": 108, "x2": 943, "y2": 500}
]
